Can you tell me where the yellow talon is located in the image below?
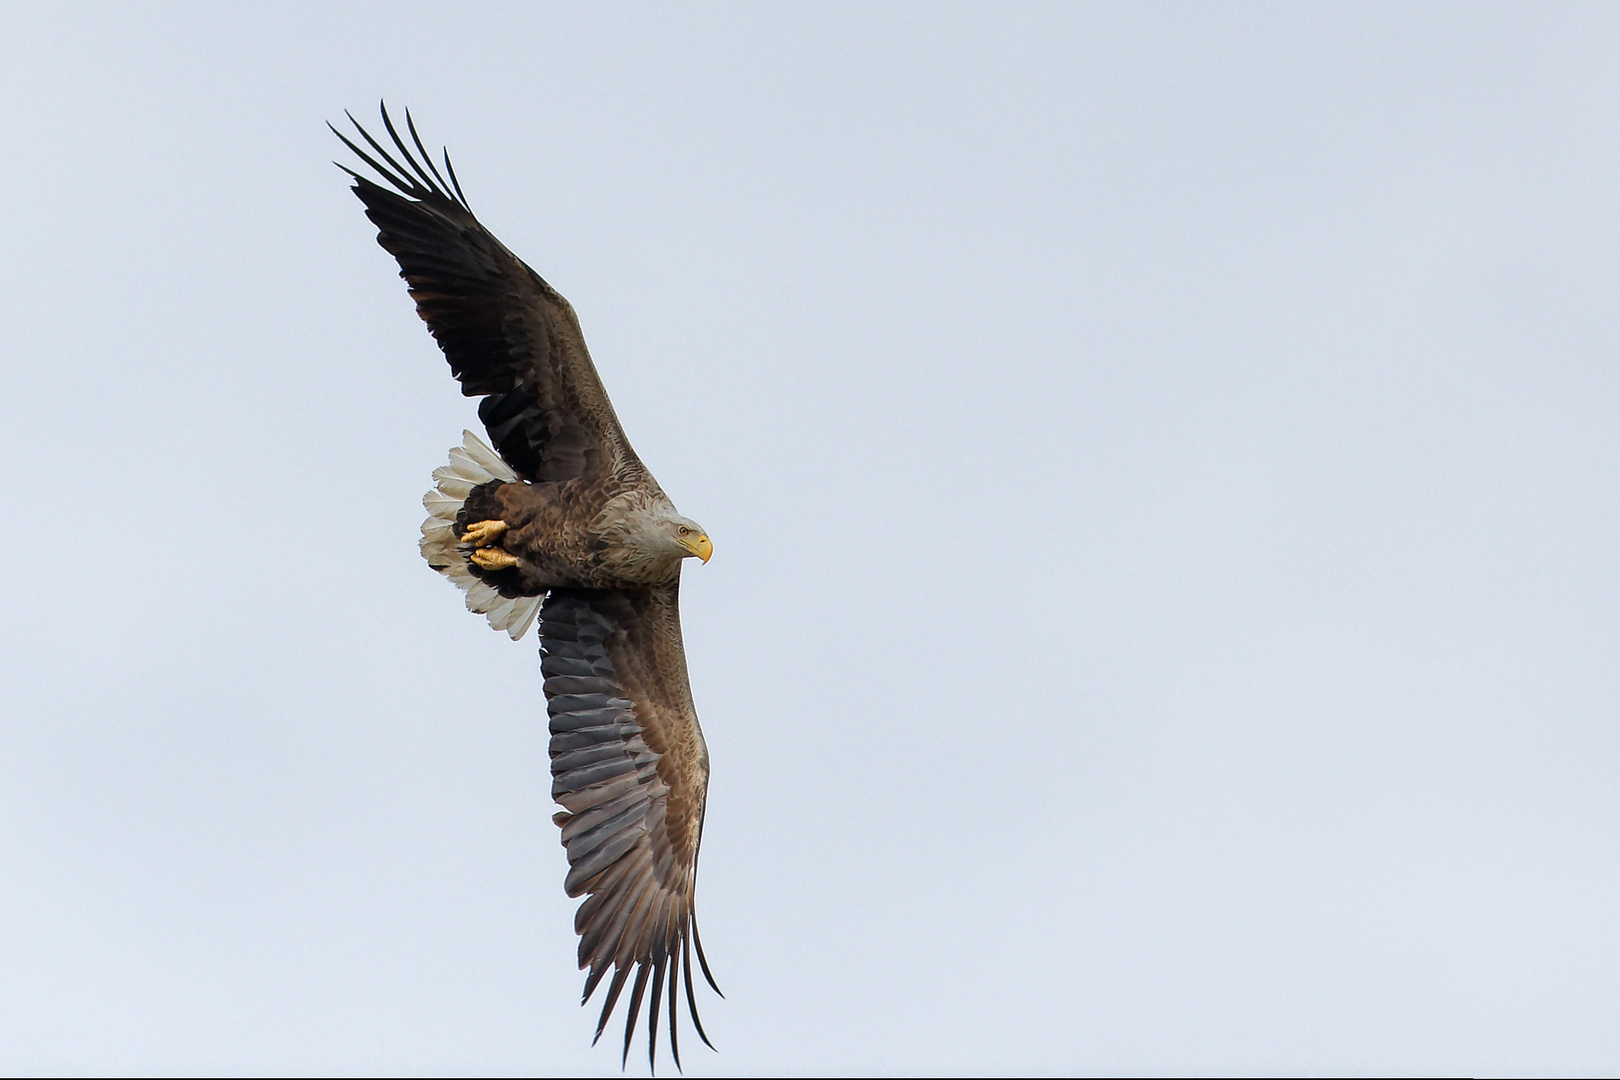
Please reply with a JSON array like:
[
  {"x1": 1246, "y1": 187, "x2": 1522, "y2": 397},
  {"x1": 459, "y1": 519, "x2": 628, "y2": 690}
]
[
  {"x1": 460, "y1": 519, "x2": 508, "y2": 547},
  {"x1": 470, "y1": 547, "x2": 520, "y2": 570}
]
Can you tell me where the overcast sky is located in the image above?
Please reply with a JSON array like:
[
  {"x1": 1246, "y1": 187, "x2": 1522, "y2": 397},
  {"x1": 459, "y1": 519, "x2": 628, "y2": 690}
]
[{"x1": 2, "y1": 3, "x2": 1618, "y2": 1076}]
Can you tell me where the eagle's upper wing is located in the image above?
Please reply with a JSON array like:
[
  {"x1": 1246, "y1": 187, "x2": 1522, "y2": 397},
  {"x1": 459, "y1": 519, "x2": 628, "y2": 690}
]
[
  {"x1": 335, "y1": 107, "x2": 640, "y2": 484},
  {"x1": 541, "y1": 582, "x2": 719, "y2": 1069}
]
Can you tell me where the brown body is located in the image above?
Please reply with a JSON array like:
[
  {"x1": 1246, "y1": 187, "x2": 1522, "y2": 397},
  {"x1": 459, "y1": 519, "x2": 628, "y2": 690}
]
[{"x1": 458, "y1": 478, "x2": 620, "y2": 592}]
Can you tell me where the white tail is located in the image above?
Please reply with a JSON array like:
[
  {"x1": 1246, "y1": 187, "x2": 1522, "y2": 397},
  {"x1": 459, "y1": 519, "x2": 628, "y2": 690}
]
[{"x1": 420, "y1": 431, "x2": 543, "y2": 640}]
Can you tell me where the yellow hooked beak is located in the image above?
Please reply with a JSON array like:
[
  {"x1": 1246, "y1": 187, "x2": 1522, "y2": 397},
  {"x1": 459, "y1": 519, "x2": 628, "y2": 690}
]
[{"x1": 680, "y1": 532, "x2": 713, "y2": 564}]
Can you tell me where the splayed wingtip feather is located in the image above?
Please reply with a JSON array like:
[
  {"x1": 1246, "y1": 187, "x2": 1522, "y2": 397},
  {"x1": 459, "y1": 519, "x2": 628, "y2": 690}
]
[
  {"x1": 648, "y1": 956, "x2": 666, "y2": 1072},
  {"x1": 622, "y1": 963, "x2": 652, "y2": 1069},
  {"x1": 667, "y1": 946, "x2": 682, "y2": 1071},
  {"x1": 593, "y1": 965, "x2": 632, "y2": 1046},
  {"x1": 683, "y1": 934, "x2": 715, "y2": 1051}
]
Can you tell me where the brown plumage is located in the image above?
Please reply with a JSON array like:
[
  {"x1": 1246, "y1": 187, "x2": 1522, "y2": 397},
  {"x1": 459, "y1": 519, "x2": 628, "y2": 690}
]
[{"x1": 334, "y1": 104, "x2": 720, "y2": 1071}]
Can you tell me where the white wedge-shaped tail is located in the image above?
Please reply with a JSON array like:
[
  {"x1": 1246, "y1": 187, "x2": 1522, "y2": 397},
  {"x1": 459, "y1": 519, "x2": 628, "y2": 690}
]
[{"x1": 420, "y1": 430, "x2": 543, "y2": 640}]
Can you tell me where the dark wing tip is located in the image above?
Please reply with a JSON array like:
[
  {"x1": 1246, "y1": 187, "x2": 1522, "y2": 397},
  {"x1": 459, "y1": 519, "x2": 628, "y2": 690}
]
[
  {"x1": 621, "y1": 963, "x2": 652, "y2": 1069},
  {"x1": 330, "y1": 101, "x2": 471, "y2": 214},
  {"x1": 581, "y1": 938, "x2": 717, "y2": 1070},
  {"x1": 647, "y1": 957, "x2": 668, "y2": 1073},
  {"x1": 691, "y1": 917, "x2": 723, "y2": 998},
  {"x1": 683, "y1": 934, "x2": 716, "y2": 1051},
  {"x1": 666, "y1": 947, "x2": 682, "y2": 1072},
  {"x1": 404, "y1": 107, "x2": 459, "y2": 200},
  {"x1": 593, "y1": 965, "x2": 633, "y2": 1047}
]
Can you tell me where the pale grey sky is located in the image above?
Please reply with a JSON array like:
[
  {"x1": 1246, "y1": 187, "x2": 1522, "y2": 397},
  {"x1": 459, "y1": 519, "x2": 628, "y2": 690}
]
[{"x1": 2, "y1": 3, "x2": 1619, "y2": 1076}]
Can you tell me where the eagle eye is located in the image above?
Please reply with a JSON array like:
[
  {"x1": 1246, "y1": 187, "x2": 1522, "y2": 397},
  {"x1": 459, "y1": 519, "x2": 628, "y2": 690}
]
[{"x1": 678, "y1": 526, "x2": 690, "y2": 536}]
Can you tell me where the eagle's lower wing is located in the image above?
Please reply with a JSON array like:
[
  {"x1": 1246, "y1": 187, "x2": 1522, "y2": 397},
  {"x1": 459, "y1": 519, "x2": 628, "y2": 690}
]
[
  {"x1": 335, "y1": 106, "x2": 640, "y2": 484},
  {"x1": 541, "y1": 582, "x2": 718, "y2": 1069}
]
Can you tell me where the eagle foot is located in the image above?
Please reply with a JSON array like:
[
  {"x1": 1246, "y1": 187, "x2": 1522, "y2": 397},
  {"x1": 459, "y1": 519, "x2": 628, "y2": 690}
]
[
  {"x1": 470, "y1": 546, "x2": 521, "y2": 570},
  {"x1": 460, "y1": 519, "x2": 508, "y2": 548}
]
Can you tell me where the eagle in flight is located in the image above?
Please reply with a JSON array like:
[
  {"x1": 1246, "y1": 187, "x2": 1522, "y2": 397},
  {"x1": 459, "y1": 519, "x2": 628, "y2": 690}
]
[{"x1": 333, "y1": 105, "x2": 720, "y2": 1071}]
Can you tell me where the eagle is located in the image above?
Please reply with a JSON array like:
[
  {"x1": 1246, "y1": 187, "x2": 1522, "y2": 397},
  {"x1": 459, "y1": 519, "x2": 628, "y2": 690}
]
[{"x1": 333, "y1": 105, "x2": 720, "y2": 1070}]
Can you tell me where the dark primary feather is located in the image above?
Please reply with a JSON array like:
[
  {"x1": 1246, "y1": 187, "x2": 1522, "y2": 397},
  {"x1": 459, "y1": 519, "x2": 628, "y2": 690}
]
[
  {"x1": 542, "y1": 586, "x2": 719, "y2": 1070},
  {"x1": 335, "y1": 103, "x2": 641, "y2": 485}
]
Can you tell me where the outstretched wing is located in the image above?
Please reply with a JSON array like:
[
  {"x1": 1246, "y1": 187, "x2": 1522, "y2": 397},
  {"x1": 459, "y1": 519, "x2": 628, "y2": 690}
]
[
  {"x1": 334, "y1": 105, "x2": 641, "y2": 484},
  {"x1": 541, "y1": 583, "x2": 719, "y2": 1070}
]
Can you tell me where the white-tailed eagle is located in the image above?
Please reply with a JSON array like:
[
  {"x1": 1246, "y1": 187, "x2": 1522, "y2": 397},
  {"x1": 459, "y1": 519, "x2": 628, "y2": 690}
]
[{"x1": 333, "y1": 105, "x2": 720, "y2": 1071}]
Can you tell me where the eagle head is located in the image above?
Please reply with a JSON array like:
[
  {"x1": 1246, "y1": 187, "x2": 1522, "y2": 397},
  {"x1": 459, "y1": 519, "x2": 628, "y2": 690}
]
[{"x1": 597, "y1": 492, "x2": 713, "y2": 582}]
